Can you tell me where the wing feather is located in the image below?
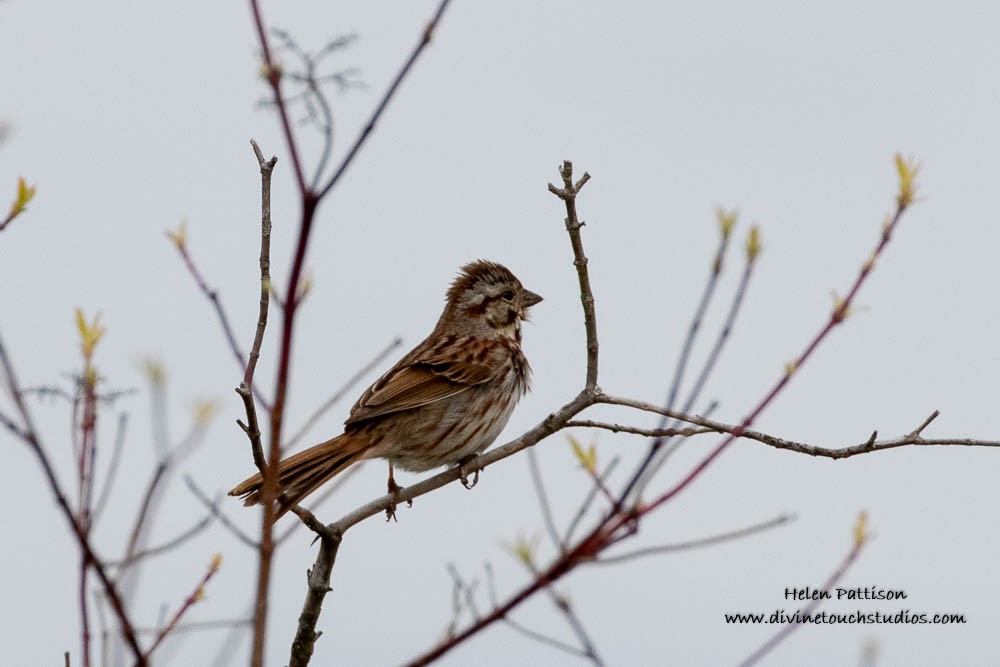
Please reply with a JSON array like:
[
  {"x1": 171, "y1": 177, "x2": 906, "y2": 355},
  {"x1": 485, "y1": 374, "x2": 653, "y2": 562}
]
[{"x1": 344, "y1": 336, "x2": 508, "y2": 426}]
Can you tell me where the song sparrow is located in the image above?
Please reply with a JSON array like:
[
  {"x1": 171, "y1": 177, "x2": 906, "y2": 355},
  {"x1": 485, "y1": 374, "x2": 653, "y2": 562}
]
[{"x1": 229, "y1": 259, "x2": 542, "y2": 518}]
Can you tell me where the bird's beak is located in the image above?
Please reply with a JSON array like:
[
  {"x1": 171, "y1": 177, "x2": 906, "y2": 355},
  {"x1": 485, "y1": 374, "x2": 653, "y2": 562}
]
[{"x1": 522, "y1": 289, "x2": 543, "y2": 308}]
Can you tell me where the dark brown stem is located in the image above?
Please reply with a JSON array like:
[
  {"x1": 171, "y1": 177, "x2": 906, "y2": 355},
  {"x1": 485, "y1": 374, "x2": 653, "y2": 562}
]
[
  {"x1": 244, "y1": 140, "x2": 275, "y2": 390},
  {"x1": 79, "y1": 553, "x2": 91, "y2": 667},
  {"x1": 548, "y1": 161, "x2": 597, "y2": 391},
  {"x1": 240, "y1": 139, "x2": 278, "y2": 667},
  {"x1": 248, "y1": 0, "x2": 308, "y2": 195}
]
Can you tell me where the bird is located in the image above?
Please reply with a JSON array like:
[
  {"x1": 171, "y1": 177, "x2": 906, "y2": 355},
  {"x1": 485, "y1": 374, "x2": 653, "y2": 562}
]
[{"x1": 229, "y1": 259, "x2": 542, "y2": 519}]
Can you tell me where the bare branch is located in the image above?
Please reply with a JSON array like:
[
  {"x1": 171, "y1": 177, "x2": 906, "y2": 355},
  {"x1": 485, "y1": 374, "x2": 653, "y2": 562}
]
[
  {"x1": 91, "y1": 412, "x2": 127, "y2": 522},
  {"x1": 594, "y1": 513, "x2": 794, "y2": 565},
  {"x1": 248, "y1": 0, "x2": 308, "y2": 195},
  {"x1": 562, "y1": 456, "x2": 620, "y2": 549},
  {"x1": 133, "y1": 618, "x2": 252, "y2": 636},
  {"x1": 548, "y1": 161, "x2": 598, "y2": 391},
  {"x1": 595, "y1": 396, "x2": 1000, "y2": 459},
  {"x1": 184, "y1": 476, "x2": 259, "y2": 549},
  {"x1": 527, "y1": 449, "x2": 562, "y2": 551},
  {"x1": 483, "y1": 562, "x2": 588, "y2": 658},
  {"x1": 526, "y1": 561, "x2": 605, "y2": 666},
  {"x1": 289, "y1": 506, "x2": 339, "y2": 541},
  {"x1": 243, "y1": 141, "x2": 275, "y2": 391},
  {"x1": 142, "y1": 555, "x2": 222, "y2": 660},
  {"x1": 170, "y1": 233, "x2": 270, "y2": 410},
  {"x1": 106, "y1": 511, "x2": 216, "y2": 567},
  {"x1": 117, "y1": 460, "x2": 169, "y2": 579},
  {"x1": 288, "y1": 532, "x2": 342, "y2": 667},
  {"x1": 908, "y1": 409, "x2": 940, "y2": 437},
  {"x1": 661, "y1": 211, "x2": 735, "y2": 421},
  {"x1": 566, "y1": 419, "x2": 714, "y2": 438},
  {"x1": 236, "y1": 140, "x2": 277, "y2": 476}
]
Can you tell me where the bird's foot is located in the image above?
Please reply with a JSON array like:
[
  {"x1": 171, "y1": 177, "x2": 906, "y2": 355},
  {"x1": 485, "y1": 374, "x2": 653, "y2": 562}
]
[
  {"x1": 458, "y1": 457, "x2": 481, "y2": 489},
  {"x1": 385, "y1": 467, "x2": 412, "y2": 522}
]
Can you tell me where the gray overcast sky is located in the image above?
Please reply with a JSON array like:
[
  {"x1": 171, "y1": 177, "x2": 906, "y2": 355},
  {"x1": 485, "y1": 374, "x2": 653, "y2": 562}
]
[{"x1": 3, "y1": 1, "x2": 1000, "y2": 665}]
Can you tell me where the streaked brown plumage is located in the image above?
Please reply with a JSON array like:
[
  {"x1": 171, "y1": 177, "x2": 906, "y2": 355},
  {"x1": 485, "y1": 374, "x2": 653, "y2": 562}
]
[{"x1": 229, "y1": 260, "x2": 542, "y2": 518}]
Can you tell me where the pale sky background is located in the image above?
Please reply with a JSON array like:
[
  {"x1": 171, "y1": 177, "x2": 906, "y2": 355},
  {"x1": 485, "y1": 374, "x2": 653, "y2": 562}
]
[{"x1": 3, "y1": 1, "x2": 1000, "y2": 665}]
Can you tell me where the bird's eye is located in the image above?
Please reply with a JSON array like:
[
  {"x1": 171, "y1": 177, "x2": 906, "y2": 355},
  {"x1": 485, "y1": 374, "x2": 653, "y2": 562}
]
[{"x1": 501, "y1": 289, "x2": 515, "y2": 301}]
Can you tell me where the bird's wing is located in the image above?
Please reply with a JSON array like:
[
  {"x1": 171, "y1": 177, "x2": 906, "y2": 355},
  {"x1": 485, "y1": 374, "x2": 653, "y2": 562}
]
[{"x1": 344, "y1": 336, "x2": 508, "y2": 425}]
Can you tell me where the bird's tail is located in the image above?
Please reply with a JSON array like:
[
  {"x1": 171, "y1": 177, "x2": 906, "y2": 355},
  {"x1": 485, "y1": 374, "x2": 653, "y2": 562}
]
[{"x1": 228, "y1": 433, "x2": 368, "y2": 518}]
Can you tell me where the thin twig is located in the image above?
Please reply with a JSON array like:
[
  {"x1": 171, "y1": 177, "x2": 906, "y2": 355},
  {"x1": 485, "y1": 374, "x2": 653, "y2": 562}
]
[
  {"x1": 185, "y1": 475, "x2": 259, "y2": 548},
  {"x1": 594, "y1": 513, "x2": 793, "y2": 565},
  {"x1": 249, "y1": 0, "x2": 308, "y2": 195},
  {"x1": 142, "y1": 555, "x2": 222, "y2": 660},
  {"x1": 106, "y1": 511, "x2": 217, "y2": 567},
  {"x1": 527, "y1": 449, "x2": 562, "y2": 550},
  {"x1": 117, "y1": 461, "x2": 168, "y2": 579},
  {"x1": 91, "y1": 412, "x2": 127, "y2": 522},
  {"x1": 547, "y1": 161, "x2": 597, "y2": 391},
  {"x1": 92, "y1": 591, "x2": 109, "y2": 667},
  {"x1": 483, "y1": 562, "x2": 588, "y2": 658},
  {"x1": 236, "y1": 140, "x2": 276, "y2": 476},
  {"x1": 243, "y1": 141, "x2": 275, "y2": 394},
  {"x1": 171, "y1": 237, "x2": 270, "y2": 410},
  {"x1": 289, "y1": 506, "x2": 339, "y2": 540},
  {"x1": 908, "y1": 409, "x2": 940, "y2": 437},
  {"x1": 502, "y1": 618, "x2": 589, "y2": 658},
  {"x1": 567, "y1": 420, "x2": 713, "y2": 438},
  {"x1": 662, "y1": 212, "x2": 733, "y2": 423},
  {"x1": 562, "y1": 456, "x2": 620, "y2": 549},
  {"x1": 526, "y1": 561, "x2": 605, "y2": 666},
  {"x1": 133, "y1": 618, "x2": 252, "y2": 635},
  {"x1": 242, "y1": 138, "x2": 278, "y2": 667}
]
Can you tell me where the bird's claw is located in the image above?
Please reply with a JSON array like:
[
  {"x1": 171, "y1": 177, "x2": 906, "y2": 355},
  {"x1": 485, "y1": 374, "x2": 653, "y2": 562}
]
[
  {"x1": 385, "y1": 474, "x2": 411, "y2": 522},
  {"x1": 459, "y1": 462, "x2": 481, "y2": 489}
]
